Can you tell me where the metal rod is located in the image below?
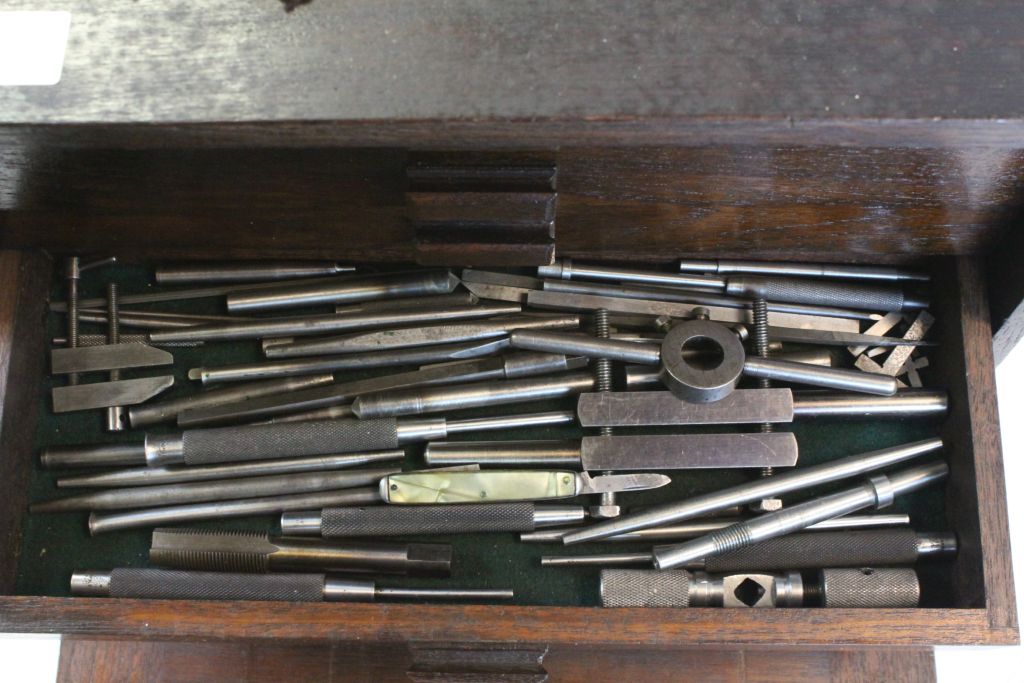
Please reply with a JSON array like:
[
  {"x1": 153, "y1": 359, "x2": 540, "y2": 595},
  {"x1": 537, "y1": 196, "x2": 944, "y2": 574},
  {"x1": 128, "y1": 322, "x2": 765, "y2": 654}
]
[
  {"x1": 105, "y1": 283, "x2": 127, "y2": 432},
  {"x1": 50, "y1": 271, "x2": 360, "y2": 312},
  {"x1": 334, "y1": 291, "x2": 478, "y2": 315},
  {"x1": 425, "y1": 440, "x2": 582, "y2": 468},
  {"x1": 71, "y1": 568, "x2": 512, "y2": 602},
  {"x1": 88, "y1": 486, "x2": 382, "y2": 534},
  {"x1": 31, "y1": 466, "x2": 400, "y2": 512},
  {"x1": 743, "y1": 357, "x2": 898, "y2": 396},
  {"x1": 149, "y1": 302, "x2": 520, "y2": 344},
  {"x1": 251, "y1": 405, "x2": 355, "y2": 425},
  {"x1": 177, "y1": 353, "x2": 581, "y2": 427},
  {"x1": 519, "y1": 514, "x2": 912, "y2": 543},
  {"x1": 510, "y1": 330, "x2": 662, "y2": 365},
  {"x1": 792, "y1": 390, "x2": 948, "y2": 418},
  {"x1": 226, "y1": 270, "x2": 458, "y2": 313},
  {"x1": 651, "y1": 461, "x2": 949, "y2": 569},
  {"x1": 561, "y1": 438, "x2": 943, "y2": 544},
  {"x1": 128, "y1": 374, "x2": 336, "y2": 428},
  {"x1": 351, "y1": 371, "x2": 596, "y2": 419},
  {"x1": 40, "y1": 442, "x2": 147, "y2": 469},
  {"x1": 56, "y1": 451, "x2": 405, "y2": 488},
  {"x1": 265, "y1": 314, "x2": 582, "y2": 358},
  {"x1": 540, "y1": 258, "x2": 925, "y2": 312},
  {"x1": 143, "y1": 410, "x2": 573, "y2": 467},
  {"x1": 678, "y1": 258, "x2": 930, "y2": 282},
  {"x1": 54, "y1": 334, "x2": 204, "y2": 348},
  {"x1": 156, "y1": 261, "x2": 355, "y2": 285},
  {"x1": 190, "y1": 338, "x2": 510, "y2": 385},
  {"x1": 281, "y1": 502, "x2": 587, "y2": 537},
  {"x1": 543, "y1": 278, "x2": 877, "y2": 321},
  {"x1": 538, "y1": 259, "x2": 726, "y2": 290}
]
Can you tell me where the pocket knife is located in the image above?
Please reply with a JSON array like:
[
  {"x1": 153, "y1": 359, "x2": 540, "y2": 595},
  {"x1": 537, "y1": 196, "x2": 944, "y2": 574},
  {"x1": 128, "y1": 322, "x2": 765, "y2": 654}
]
[{"x1": 380, "y1": 470, "x2": 671, "y2": 504}]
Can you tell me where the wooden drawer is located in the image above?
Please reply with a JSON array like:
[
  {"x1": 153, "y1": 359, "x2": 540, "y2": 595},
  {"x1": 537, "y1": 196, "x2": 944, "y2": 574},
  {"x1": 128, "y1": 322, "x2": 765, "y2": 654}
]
[
  {"x1": 0, "y1": 0, "x2": 1021, "y2": 657},
  {"x1": 0, "y1": 139, "x2": 1018, "y2": 650}
]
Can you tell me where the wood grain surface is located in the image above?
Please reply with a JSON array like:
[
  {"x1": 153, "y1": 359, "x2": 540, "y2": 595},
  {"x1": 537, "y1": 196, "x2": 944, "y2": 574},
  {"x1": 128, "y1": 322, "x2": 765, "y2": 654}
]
[
  {"x1": 0, "y1": 251, "x2": 52, "y2": 593},
  {"x1": 56, "y1": 638, "x2": 938, "y2": 682},
  {"x1": 1, "y1": 1, "x2": 1022, "y2": 124}
]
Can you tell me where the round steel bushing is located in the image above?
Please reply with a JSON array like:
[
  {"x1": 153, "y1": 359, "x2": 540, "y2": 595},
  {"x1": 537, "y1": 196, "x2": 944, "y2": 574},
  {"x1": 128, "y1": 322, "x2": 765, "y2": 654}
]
[{"x1": 659, "y1": 319, "x2": 745, "y2": 403}]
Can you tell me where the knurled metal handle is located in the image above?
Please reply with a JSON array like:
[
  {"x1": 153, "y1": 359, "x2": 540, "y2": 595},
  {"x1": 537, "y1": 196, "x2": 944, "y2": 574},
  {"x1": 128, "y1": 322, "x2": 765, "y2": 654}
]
[
  {"x1": 727, "y1": 276, "x2": 905, "y2": 311},
  {"x1": 599, "y1": 569, "x2": 691, "y2": 607},
  {"x1": 703, "y1": 529, "x2": 920, "y2": 572},
  {"x1": 109, "y1": 568, "x2": 325, "y2": 602},
  {"x1": 321, "y1": 502, "x2": 537, "y2": 537},
  {"x1": 820, "y1": 567, "x2": 919, "y2": 607},
  {"x1": 182, "y1": 418, "x2": 400, "y2": 465}
]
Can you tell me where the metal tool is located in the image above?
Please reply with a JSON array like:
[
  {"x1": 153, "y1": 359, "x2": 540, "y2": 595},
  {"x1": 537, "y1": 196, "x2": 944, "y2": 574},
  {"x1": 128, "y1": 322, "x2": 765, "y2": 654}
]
[
  {"x1": 226, "y1": 270, "x2": 459, "y2": 313},
  {"x1": 460, "y1": 269, "x2": 543, "y2": 303},
  {"x1": 56, "y1": 451, "x2": 404, "y2": 488},
  {"x1": 52, "y1": 376, "x2": 176, "y2": 413},
  {"x1": 149, "y1": 302, "x2": 520, "y2": 344},
  {"x1": 41, "y1": 442, "x2": 148, "y2": 469},
  {"x1": 31, "y1": 465, "x2": 401, "y2": 513},
  {"x1": 156, "y1": 261, "x2": 355, "y2": 285},
  {"x1": 252, "y1": 405, "x2": 356, "y2": 424},
  {"x1": 519, "y1": 514, "x2": 912, "y2": 543},
  {"x1": 129, "y1": 374, "x2": 336, "y2": 427},
  {"x1": 658, "y1": 317, "x2": 748, "y2": 402},
  {"x1": 540, "y1": 530, "x2": 956, "y2": 569},
  {"x1": 266, "y1": 314, "x2": 582, "y2": 358},
  {"x1": 143, "y1": 411, "x2": 576, "y2": 467},
  {"x1": 149, "y1": 528, "x2": 451, "y2": 576},
  {"x1": 178, "y1": 353, "x2": 583, "y2": 427},
  {"x1": 527, "y1": 290, "x2": 861, "y2": 335},
  {"x1": 763, "y1": 326, "x2": 934, "y2": 348},
  {"x1": 539, "y1": 259, "x2": 928, "y2": 311},
  {"x1": 514, "y1": 324, "x2": 899, "y2": 399},
  {"x1": 70, "y1": 568, "x2": 513, "y2": 602},
  {"x1": 282, "y1": 503, "x2": 586, "y2": 537},
  {"x1": 62, "y1": 256, "x2": 117, "y2": 385},
  {"x1": 189, "y1": 338, "x2": 510, "y2": 385},
  {"x1": 423, "y1": 433, "x2": 798, "y2": 471},
  {"x1": 74, "y1": 309, "x2": 253, "y2": 330},
  {"x1": 652, "y1": 461, "x2": 948, "y2": 569},
  {"x1": 791, "y1": 389, "x2": 947, "y2": 418},
  {"x1": 351, "y1": 371, "x2": 595, "y2": 419},
  {"x1": 334, "y1": 291, "x2": 479, "y2": 315},
  {"x1": 88, "y1": 486, "x2": 382, "y2": 534},
  {"x1": 678, "y1": 258, "x2": 930, "y2": 282},
  {"x1": 876, "y1": 311, "x2": 935, "y2": 377},
  {"x1": 104, "y1": 283, "x2": 127, "y2": 431},
  {"x1": 599, "y1": 567, "x2": 920, "y2": 608},
  {"x1": 55, "y1": 334, "x2": 204, "y2": 348},
  {"x1": 50, "y1": 343, "x2": 174, "y2": 375},
  {"x1": 509, "y1": 330, "x2": 662, "y2": 365},
  {"x1": 50, "y1": 273, "x2": 368, "y2": 312},
  {"x1": 538, "y1": 260, "x2": 725, "y2": 291},
  {"x1": 380, "y1": 470, "x2": 670, "y2": 504},
  {"x1": 542, "y1": 277, "x2": 876, "y2": 322},
  {"x1": 561, "y1": 438, "x2": 943, "y2": 544},
  {"x1": 619, "y1": 370, "x2": 947, "y2": 418},
  {"x1": 576, "y1": 389, "x2": 794, "y2": 426}
]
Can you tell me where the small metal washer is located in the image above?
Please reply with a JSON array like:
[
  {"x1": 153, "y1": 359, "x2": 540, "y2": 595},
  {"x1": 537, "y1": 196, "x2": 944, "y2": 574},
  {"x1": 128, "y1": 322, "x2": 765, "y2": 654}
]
[{"x1": 659, "y1": 319, "x2": 745, "y2": 403}]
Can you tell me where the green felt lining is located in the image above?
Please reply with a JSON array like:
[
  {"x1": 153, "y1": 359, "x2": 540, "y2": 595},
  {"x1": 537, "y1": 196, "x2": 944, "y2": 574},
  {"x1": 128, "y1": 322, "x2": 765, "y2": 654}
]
[{"x1": 16, "y1": 265, "x2": 949, "y2": 606}]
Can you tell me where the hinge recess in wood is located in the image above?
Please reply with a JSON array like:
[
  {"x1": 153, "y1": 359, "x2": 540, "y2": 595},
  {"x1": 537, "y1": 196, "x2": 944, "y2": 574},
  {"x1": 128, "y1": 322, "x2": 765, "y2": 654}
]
[{"x1": 407, "y1": 153, "x2": 557, "y2": 267}]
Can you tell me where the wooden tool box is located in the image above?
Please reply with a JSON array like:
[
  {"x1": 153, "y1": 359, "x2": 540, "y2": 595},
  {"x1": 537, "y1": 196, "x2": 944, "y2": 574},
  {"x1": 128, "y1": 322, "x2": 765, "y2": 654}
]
[{"x1": 0, "y1": 2, "x2": 1021, "y2": 675}]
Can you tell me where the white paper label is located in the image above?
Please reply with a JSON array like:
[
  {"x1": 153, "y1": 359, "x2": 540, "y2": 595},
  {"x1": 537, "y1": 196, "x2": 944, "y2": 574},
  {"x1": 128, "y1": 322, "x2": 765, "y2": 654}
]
[{"x1": 0, "y1": 11, "x2": 71, "y2": 86}]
